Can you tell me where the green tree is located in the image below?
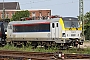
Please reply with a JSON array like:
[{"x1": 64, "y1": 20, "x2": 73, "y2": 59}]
[
  {"x1": 84, "y1": 11, "x2": 90, "y2": 40},
  {"x1": 11, "y1": 10, "x2": 30, "y2": 21},
  {"x1": 77, "y1": 11, "x2": 90, "y2": 40}
]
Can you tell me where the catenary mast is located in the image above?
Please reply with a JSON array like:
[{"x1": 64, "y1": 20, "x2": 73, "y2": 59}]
[{"x1": 79, "y1": 0, "x2": 84, "y2": 36}]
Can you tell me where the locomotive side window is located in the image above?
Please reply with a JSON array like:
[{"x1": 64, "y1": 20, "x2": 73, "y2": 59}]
[
  {"x1": 13, "y1": 23, "x2": 50, "y2": 32},
  {"x1": 52, "y1": 23, "x2": 54, "y2": 28}
]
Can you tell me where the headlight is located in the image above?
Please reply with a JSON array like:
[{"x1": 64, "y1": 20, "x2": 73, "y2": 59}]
[{"x1": 62, "y1": 33, "x2": 66, "y2": 37}]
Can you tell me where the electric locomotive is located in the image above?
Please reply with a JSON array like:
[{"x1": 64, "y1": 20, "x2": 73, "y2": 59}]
[{"x1": 6, "y1": 17, "x2": 84, "y2": 49}]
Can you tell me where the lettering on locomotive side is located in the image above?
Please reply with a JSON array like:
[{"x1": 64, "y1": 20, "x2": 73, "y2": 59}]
[{"x1": 71, "y1": 31, "x2": 76, "y2": 33}]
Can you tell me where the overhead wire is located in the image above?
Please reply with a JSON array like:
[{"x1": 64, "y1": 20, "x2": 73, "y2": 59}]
[
  {"x1": 21, "y1": 0, "x2": 53, "y2": 5},
  {"x1": 20, "y1": 0, "x2": 90, "y2": 9},
  {"x1": 30, "y1": 0, "x2": 90, "y2": 8},
  {"x1": 30, "y1": 1, "x2": 79, "y2": 8}
]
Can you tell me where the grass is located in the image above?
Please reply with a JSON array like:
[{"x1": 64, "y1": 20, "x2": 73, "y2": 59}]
[
  {"x1": 60, "y1": 48, "x2": 90, "y2": 54},
  {"x1": 0, "y1": 44, "x2": 58, "y2": 53},
  {"x1": 0, "y1": 44, "x2": 33, "y2": 52},
  {"x1": 0, "y1": 44, "x2": 90, "y2": 54}
]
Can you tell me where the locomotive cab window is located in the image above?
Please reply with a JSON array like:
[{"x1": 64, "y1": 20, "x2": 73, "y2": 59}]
[
  {"x1": 64, "y1": 21, "x2": 80, "y2": 28},
  {"x1": 62, "y1": 18, "x2": 80, "y2": 28}
]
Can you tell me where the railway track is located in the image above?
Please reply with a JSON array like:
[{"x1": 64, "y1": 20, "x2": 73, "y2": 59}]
[
  {"x1": 0, "y1": 50, "x2": 62, "y2": 60},
  {"x1": 64, "y1": 54, "x2": 90, "y2": 59},
  {"x1": 0, "y1": 50, "x2": 90, "y2": 60}
]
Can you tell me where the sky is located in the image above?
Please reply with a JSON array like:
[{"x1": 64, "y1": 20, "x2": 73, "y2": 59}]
[{"x1": 0, "y1": 0, "x2": 90, "y2": 17}]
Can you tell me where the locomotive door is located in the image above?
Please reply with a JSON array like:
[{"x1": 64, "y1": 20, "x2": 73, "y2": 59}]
[
  {"x1": 51, "y1": 22, "x2": 59, "y2": 38},
  {"x1": 55, "y1": 22, "x2": 59, "y2": 38}
]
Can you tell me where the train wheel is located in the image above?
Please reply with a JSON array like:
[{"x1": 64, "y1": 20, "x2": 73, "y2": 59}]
[
  {"x1": 57, "y1": 43, "x2": 69, "y2": 50},
  {"x1": 24, "y1": 42, "x2": 27, "y2": 46},
  {"x1": 7, "y1": 42, "x2": 12, "y2": 45},
  {"x1": 0, "y1": 39, "x2": 6, "y2": 47},
  {"x1": 44, "y1": 45, "x2": 48, "y2": 49},
  {"x1": 14, "y1": 43, "x2": 17, "y2": 47},
  {"x1": 31, "y1": 42, "x2": 38, "y2": 49}
]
